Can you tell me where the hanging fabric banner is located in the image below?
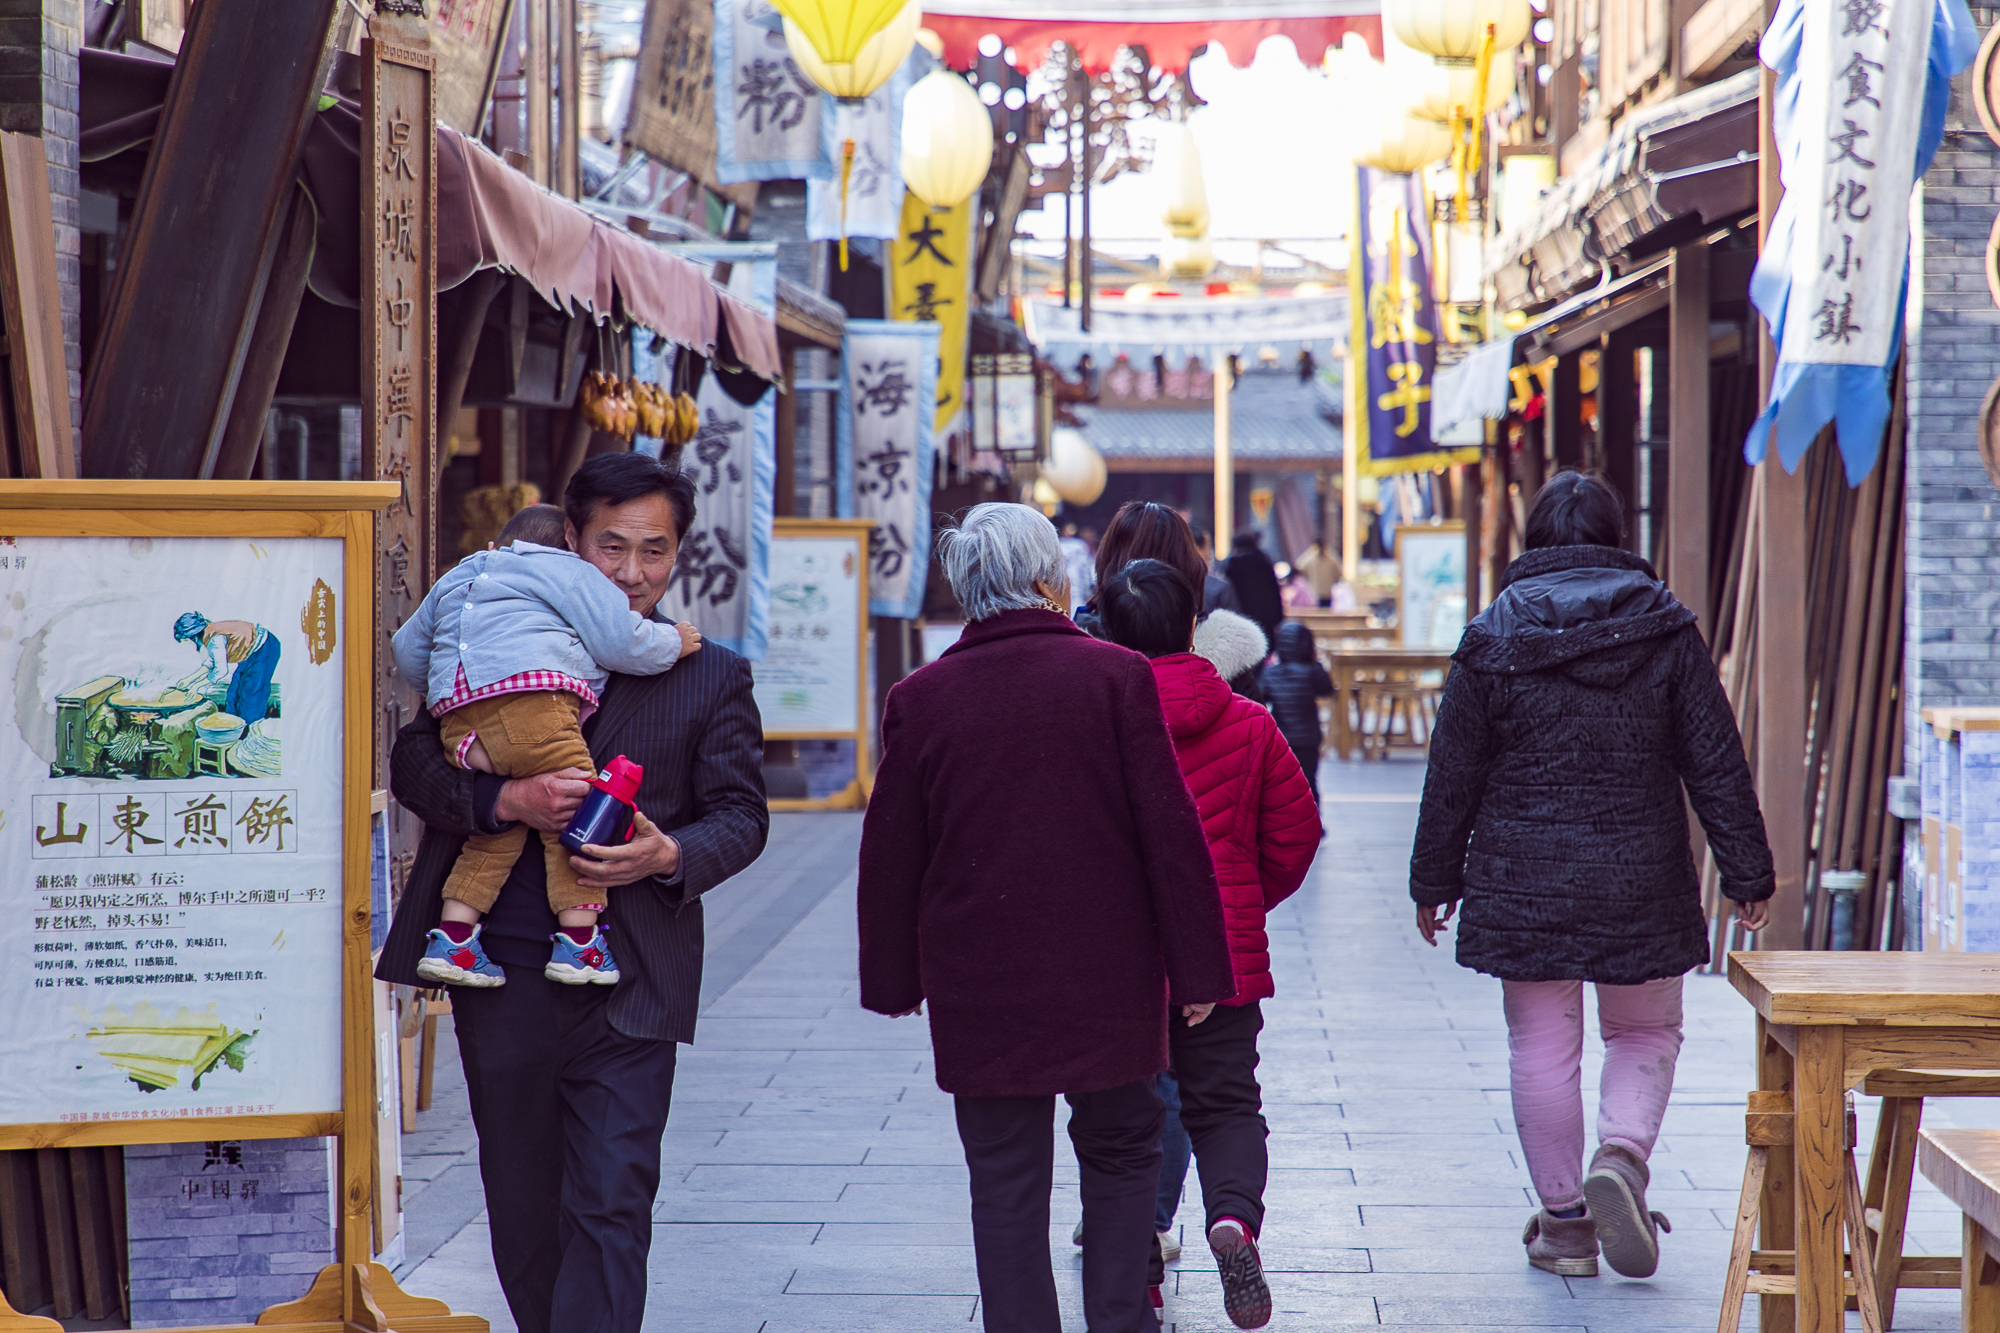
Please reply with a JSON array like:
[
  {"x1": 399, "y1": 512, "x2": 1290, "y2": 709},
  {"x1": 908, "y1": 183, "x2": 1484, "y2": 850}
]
[
  {"x1": 651, "y1": 245, "x2": 778, "y2": 659},
  {"x1": 888, "y1": 192, "x2": 973, "y2": 440},
  {"x1": 806, "y1": 52, "x2": 925, "y2": 242},
  {"x1": 1351, "y1": 166, "x2": 1472, "y2": 477},
  {"x1": 713, "y1": 0, "x2": 833, "y2": 184},
  {"x1": 838, "y1": 320, "x2": 940, "y2": 619},
  {"x1": 1745, "y1": 0, "x2": 1976, "y2": 483}
]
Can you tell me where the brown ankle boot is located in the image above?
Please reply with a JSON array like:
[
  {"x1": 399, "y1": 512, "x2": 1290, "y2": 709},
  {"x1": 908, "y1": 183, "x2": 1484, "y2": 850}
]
[
  {"x1": 1523, "y1": 1207, "x2": 1599, "y2": 1277},
  {"x1": 1583, "y1": 1143, "x2": 1671, "y2": 1278}
]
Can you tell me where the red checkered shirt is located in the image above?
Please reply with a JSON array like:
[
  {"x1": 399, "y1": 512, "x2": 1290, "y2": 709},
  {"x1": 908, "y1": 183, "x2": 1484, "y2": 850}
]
[{"x1": 433, "y1": 666, "x2": 599, "y2": 767}]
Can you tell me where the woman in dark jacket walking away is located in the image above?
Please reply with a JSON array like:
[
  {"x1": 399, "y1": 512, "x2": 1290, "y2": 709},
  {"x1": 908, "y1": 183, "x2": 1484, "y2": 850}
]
[
  {"x1": 1407, "y1": 471, "x2": 1774, "y2": 1282},
  {"x1": 859, "y1": 502, "x2": 1236, "y2": 1333},
  {"x1": 1223, "y1": 531, "x2": 1285, "y2": 652},
  {"x1": 1260, "y1": 621, "x2": 1334, "y2": 805}
]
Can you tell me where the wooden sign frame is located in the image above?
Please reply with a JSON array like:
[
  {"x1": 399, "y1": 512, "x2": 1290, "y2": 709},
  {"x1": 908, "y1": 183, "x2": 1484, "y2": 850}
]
[
  {"x1": 1395, "y1": 519, "x2": 1467, "y2": 650},
  {"x1": 0, "y1": 480, "x2": 486, "y2": 1333},
  {"x1": 758, "y1": 518, "x2": 874, "y2": 812}
]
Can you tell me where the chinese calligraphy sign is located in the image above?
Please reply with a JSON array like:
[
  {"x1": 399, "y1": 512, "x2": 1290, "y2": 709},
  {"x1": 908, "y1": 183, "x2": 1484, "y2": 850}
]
[
  {"x1": 839, "y1": 322, "x2": 939, "y2": 619},
  {"x1": 1352, "y1": 166, "x2": 1465, "y2": 476},
  {"x1": 662, "y1": 356, "x2": 775, "y2": 659},
  {"x1": 714, "y1": 0, "x2": 829, "y2": 184},
  {"x1": 889, "y1": 193, "x2": 972, "y2": 437}
]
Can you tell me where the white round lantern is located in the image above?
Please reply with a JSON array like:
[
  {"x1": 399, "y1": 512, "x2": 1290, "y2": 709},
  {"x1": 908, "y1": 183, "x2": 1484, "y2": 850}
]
[
  {"x1": 1383, "y1": 0, "x2": 1532, "y2": 66},
  {"x1": 901, "y1": 69, "x2": 995, "y2": 208},
  {"x1": 1043, "y1": 427, "x2": 1107, "y2": 506},
  {"x1": 1354, "y1": 110, "x2": 1453, "y2": 175}
]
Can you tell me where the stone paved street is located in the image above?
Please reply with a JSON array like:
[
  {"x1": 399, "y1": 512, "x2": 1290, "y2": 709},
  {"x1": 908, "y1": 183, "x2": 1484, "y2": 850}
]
[{"x1": 394, "y1": 759, "x2": 1999, "y2": 1331}]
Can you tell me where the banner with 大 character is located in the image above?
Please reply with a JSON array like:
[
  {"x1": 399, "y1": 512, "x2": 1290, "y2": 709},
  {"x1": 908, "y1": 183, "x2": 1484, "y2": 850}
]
[
  {"x1": 0, "y1": 531, "x2": 348, "y2": 1129},
  {"x1": 1350, "y1": 166, "x2": 1474, "y2": 477},
  {"x1": 838, "y1": 320, "x2": 940, "y2": 619},
  {"x1": 713, "y1": 0, "x2": 833, "y2": 184},
  {"x1": 890, "y1": 192, "x2": 973, "y2": 440},
  {"x1": 652, "y1": 248, "x2": 777, "y2": 661},
  {"x1": 1745, "y1": 0, "x2": 1976, "y2": 482}
]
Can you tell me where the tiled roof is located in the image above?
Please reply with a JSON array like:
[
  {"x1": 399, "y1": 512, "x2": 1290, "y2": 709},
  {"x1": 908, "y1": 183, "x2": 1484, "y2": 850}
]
[{"x1": 1074, "y1": 369, "x2": 1343, "y2": 462}]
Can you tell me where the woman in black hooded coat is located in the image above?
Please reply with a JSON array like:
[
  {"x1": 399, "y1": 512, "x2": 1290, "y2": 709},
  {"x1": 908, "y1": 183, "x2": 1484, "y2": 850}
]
[{"x1": 1408, "y1": 471, "x2": 1773, "y2": 1285}]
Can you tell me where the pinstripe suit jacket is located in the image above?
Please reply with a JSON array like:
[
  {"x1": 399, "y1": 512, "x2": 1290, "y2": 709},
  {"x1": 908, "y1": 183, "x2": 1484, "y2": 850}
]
[{"x1": 373, "y1": 643, "x2": 770, "y2": 1042}]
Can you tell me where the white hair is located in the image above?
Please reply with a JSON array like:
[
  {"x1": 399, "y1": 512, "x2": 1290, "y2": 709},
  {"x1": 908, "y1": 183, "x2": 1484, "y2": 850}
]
[{"x1": 938, "y1": 503, "x2": 1068, "y2": 622}]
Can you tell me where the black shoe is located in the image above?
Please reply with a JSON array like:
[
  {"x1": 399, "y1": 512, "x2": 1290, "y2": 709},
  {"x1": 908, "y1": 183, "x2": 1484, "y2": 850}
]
[{"x1": 1209, "y1": 1220, "x2": 1271, "y2": 1329}]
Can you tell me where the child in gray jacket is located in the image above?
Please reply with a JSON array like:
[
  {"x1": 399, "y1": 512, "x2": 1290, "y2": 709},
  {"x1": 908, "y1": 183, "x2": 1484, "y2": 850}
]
[{"x1": 390, "y1": 504, "x2": 700, "y2": 989}]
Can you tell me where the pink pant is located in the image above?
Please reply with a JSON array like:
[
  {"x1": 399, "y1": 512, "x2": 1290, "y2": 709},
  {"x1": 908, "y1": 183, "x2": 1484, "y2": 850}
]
[{"x1": 1502, "y1": 976, "x2": 1684, "y2": 1210}]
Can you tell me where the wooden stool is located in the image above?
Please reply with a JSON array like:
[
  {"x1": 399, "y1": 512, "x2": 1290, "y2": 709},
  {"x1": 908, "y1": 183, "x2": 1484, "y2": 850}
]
[
  {"x1": 1857, "y1": 1069, "x2": 2000, "y2": 1325},
  {"x1": 1718, "y1": 1090, "x2": 1883, "y2": 1333},
  {"x1": 1916, "y1": 1127, "x2": 2000, "y2": 1331}
]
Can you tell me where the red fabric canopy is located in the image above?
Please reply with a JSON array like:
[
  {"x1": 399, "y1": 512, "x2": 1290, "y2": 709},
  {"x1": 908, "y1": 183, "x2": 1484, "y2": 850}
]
[{"x1": 922, "y1": 5, "x2": 1382, "y2": 75}]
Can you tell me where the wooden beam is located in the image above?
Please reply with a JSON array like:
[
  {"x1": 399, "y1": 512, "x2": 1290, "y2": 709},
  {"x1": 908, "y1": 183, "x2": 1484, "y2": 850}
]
[
  {"x1": 81, "y1": 0, "x2": 339, "y2": 479},
  {"x1": 1600, "y1": 330, "x2": 1638, "y2": 543},
  {"x1": 212, "y1": 187, "x2": 318, "y2": 480},
  {"x1": 525, "y1": 0, "x2": 551, "y2": 188},
  {"x1": 1668, "y1": 241, "x2": 1711, "y2": 637},
  {"x1": 0, "y1": 133, "x2": 73, "y2": 477}
]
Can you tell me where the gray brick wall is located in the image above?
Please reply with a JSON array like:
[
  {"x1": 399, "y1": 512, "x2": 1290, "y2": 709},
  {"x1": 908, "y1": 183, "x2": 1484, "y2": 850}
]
[
  {"x1": 0, "y1": 0, "x2": 81, "y2": 463},
  {"x1": 123, "y1": 1138, "x2": 334, "y2": 1328},
  {"x1": 1905, "y1": 6, "x2": 2000, "y2": 774}
]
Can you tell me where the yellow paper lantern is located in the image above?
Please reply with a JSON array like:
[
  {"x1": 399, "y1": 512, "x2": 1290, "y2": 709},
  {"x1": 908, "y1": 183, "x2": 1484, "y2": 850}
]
[
  {"x1": 769, "y1": 0, "x2": 913, "y2": 68},
  {"x1": 1354, "y1": 111, "x2": 1452, "y2": 175},
  {"x1": 901, "y1": 69, "x2": 994, "y2": 208},
  {"x1": 1043, "y1": 428, "x2": 1107, "y2": 506},
  {"x1": 1383, "y1": 0, "x2": 1531, "y2": 66},
  {"x1": 783, "y1": 0, "x2": 919, "y2": 101},
  {"x1": 1387, "y1": 22, "x2": 1515, "y2": 121}
]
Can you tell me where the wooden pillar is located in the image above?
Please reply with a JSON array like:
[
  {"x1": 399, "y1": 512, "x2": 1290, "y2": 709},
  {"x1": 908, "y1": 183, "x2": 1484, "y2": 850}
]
[
  {"x1": 1549, "y1": 351, "x2": 1582, "y2": 473},
  {"x1": 1462, "y1": 461, "x2": 1481, "y2": 621},
  {"x1": 80, "y1": 0, "x2": 339, "y2": 478},
  {"x1": 556, "y1": 0, "x2": 579, "y2": 198},
  {"x1": 1600, "y1": 331, "x2": 1637, "y2": 544},
  {"x1": 775, "y1": 344, "x2": 798, "y2": 518},
  {"x1": 1668, "y1": 241, "x2": 1711, "y2": 636},
  {"x1": 525, "y1": 0, "x2": 551, "y2": 187},
  {"x1": 1213, "y1": 351, "x2": 1234, "y2": 544}
]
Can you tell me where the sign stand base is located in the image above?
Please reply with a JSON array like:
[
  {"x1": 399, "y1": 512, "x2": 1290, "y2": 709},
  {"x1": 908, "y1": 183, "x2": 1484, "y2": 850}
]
[{"x1": 0, "y1": 1261, "x2": 489, "y2": 1332}]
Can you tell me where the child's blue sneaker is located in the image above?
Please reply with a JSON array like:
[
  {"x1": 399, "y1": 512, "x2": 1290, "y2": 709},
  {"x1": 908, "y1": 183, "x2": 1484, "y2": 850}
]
[
  {"x1": 415, "y1": 925, "x2": 506, "y2": 988},
  {"x1": 547, "y1": 927, "x2": 620, "y2": 985}
]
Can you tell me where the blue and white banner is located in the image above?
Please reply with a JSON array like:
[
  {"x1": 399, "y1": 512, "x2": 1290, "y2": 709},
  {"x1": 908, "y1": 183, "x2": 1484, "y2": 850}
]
[
  {"x1": 1745, "y1": 0, "x2": 1976, "y2": 482},
  {"x1": 805, "y1": 52, "x2": 925, "y2": 242},
  {"x1": 838, "y1": 320, "x2": 940, "y2": 620},
  {"x1": 642, "y1": 245, "x2": 778, "y2": 659},
  {"x1": 713, "y1": 0, "x2": 833, "y2": 184}
]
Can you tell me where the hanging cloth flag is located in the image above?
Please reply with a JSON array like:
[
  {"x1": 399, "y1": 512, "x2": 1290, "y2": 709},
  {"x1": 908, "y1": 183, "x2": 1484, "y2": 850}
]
[
  {"x1": 839, "y1": 320, "x2": 940, "y2": 618},
  {"x1": 807, "y1": 51, "x2": 925, "y2": 243},
  {"x1": 888, "y1": 191, "x2": 972, "y2": 440},
  {"x1": 1351, "y1": 166, "x2": 1476, "y2": 477},
  {"x1": 714, "y1": 0, "x2": 834, "y2": 184},
  {"x1": 1745, "y1": 0, "x2": 1977, "y2": 483}
]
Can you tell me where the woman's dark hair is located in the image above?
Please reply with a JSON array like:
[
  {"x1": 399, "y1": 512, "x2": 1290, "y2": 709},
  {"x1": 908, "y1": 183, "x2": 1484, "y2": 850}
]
[
  {"x1": 1093, "y1": 501, "x2": 1207, "y2": 605},
  {"x1": 564, "y1": 452, "x2": 698, "y2": 541},
  {"x1": 1524, "y1": 470, "x2": 1625, "y2": 550},
  {"x1": 1098, "y1": 558, "x2": 1198, "y2": 659}
]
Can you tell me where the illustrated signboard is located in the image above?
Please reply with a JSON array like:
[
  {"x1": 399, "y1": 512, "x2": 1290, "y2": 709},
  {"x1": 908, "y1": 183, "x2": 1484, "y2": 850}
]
[
  {"x1": 752, "y1": 519, "x2": 873, "y2": 809},
  {"x1": 0, "y1": 480, "x2": 485, "y2": 1332},
  {"x1": 1395, "y1": 521, "x2": 1466, "y2": 650}
]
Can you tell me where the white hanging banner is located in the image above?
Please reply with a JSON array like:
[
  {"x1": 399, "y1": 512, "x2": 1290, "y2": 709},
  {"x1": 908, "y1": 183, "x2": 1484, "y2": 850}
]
[
  {"x1": 713, "y1": 0, "x2": 832, "y2": 184},
  {"x1": 838, "y1": 320, "x2": 939, "y2": 620},
  {"x1": 805, "y1": 53, "x2": 923, "y2": 242}
]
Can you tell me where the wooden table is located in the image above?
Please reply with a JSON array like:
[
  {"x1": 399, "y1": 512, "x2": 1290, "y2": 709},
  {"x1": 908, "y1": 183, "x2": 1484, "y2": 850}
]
[
  {"x1": 1729, "y1": 952, "x2": 2000, "y2": 1331},
  {"x1": 1324, "y1": 645, "x2": 1452, "y2": 760}
]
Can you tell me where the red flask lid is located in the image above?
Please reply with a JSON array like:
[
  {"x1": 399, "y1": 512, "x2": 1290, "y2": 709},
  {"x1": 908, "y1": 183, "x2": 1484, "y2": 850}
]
[{"x1": 590, "y1": 755, "x2": 644, "y2": 807}]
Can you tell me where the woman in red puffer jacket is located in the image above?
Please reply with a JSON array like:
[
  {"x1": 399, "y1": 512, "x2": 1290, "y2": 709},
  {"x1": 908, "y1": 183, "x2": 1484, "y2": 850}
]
[{"x1": 1099, "y1": 558, "x2": 1322, "y2": 1330}]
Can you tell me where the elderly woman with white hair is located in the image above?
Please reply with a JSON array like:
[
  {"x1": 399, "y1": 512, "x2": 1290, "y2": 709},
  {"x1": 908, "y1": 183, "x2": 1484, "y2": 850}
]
[{"x1": 859, "y1": 503, "x2": 1235, "y2": 1333}]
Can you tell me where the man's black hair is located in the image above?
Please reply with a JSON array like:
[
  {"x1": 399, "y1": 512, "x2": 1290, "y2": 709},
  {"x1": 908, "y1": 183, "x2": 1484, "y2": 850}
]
[
  {"x1": 497, "y1": 503, "x2": 569, "y2": 549},
  {"x1": 1098, "y1": 557, "x2": 1198, "y2": 659},
  {"x1": 563, "y1": 453, "x2": 697, "y2": 541},
  {"x1": 1524, "y1": 469, "x2": 1625, "y2": 550}
]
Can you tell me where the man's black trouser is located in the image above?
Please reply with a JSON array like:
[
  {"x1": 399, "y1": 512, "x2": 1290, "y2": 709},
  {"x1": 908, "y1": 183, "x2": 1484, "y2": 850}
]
[
  {"x1": 1172, "y1": 999, "x2": 1268, "y2": 1236},
  {"x1": 955, "y1": 1079, "x2": 1163, "y2": 1333},
  {"x1": 1291, "y1": 741, "x2": 1322, "y2": 806},
  {"x1": 453, "y1": 964, "x2": 679, "y2": 1333}
]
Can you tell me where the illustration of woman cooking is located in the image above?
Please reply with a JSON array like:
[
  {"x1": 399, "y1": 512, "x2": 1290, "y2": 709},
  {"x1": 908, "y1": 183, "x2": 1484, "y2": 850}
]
[{"x1": 172, "y1": 613, "x2": 280, "y2": 723}]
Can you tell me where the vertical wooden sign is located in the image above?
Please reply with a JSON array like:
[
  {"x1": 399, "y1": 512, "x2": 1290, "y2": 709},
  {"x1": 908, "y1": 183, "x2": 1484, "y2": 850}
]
[{"x1": 363, "y1": 10, "x2": 437, "y2": 917}]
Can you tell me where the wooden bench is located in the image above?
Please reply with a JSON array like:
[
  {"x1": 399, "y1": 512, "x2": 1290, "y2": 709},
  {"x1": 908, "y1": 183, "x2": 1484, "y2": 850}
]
[{"x1": 1917, "y1": 1127, "x2": 2000, "y2": 1330}]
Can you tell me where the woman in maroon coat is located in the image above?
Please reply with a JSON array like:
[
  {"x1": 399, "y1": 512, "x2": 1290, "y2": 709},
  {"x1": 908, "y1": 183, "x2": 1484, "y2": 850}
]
[{"x1": 859, "y1": 502, "x2": 1235, "y2": 1333}]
